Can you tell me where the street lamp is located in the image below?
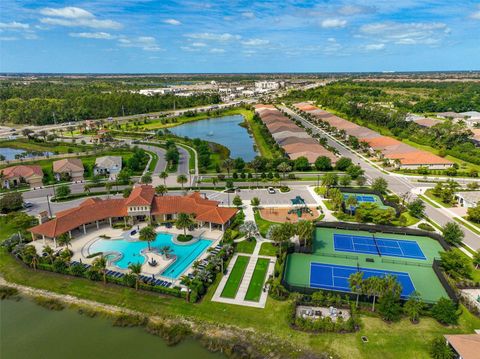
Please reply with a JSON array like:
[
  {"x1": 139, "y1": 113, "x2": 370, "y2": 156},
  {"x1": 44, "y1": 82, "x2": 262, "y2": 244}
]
[
  {"x1": 46, "y1": 194, "x2": 52, "y2": 218},
  {"x1": 317, "y1": 174, "x2": 320, "y2": 188}
]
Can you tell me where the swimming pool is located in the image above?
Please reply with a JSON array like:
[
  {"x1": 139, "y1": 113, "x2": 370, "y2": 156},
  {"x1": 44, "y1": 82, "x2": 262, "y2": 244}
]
[{"x1": 88, "y1": 232, "x2": 212, "y2": 279}]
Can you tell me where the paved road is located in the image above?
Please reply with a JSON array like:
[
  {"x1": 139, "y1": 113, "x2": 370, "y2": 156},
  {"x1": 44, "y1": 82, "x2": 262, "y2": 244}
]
[
  {"x1": 137, "y1": 144, "x2": 167, "y2": 174},
  {"x1": 280, "y1": 106, "x2": 480, "y2": 250}
]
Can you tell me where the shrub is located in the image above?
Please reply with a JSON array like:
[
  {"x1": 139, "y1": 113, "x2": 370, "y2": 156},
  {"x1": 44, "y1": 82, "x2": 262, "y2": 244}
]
[
  {"x1": 418, "y1": 223, "x2": 435, "y2": 232},
  {"x1": 0, "y1": 286, "x2": 19, "y2": 300},
  {"x1": 429, "y1": 336, "x2": 454, "y2": 359},
  {"x1": 431, "y1": 298, "x2": 459, "y2": 325},
  {"x1": 146, "y1": 321, "x2": 192, "y2": 346},
  {"x1": 33, "y1": 296, "x2": 65, "y2": 311},
  {"x1": 177, "y1": 234, "x2": 193, "y2": 242},
  {"x1": 113, "y1": 313, "x2": 147, "y2": 327}
]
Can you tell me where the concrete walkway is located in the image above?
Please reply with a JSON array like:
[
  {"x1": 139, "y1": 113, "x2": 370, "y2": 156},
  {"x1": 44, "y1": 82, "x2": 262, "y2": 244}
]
[
  {"x1": 306, "y1": 185, "x2": 336, "y2": 221},
  {"x1": 211, "y1": 239, "x2": 276, "y2": 309}
]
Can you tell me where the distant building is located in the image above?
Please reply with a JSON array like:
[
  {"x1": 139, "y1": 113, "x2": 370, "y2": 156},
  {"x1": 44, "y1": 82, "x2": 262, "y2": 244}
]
[
  {"x1": 0, "y1": 165, "x2": 43, "y2": 189},
  {"x1": 444, "y1": 334, "x2": 480, "y2": 359},
  {"x1": 94, "y1": 156, "x2": 122, "y2": 179},
  {"x1": 255, "y1": 81, "x2": 281, "y2": 93},
  {"x1": 471, "y1": 129, "x2": 480, "y2": 147},
  {"x1": 53, "y1": 158, "x2": 84, "y2": 182},
  {"x1": 455, "y1": 191, "x2": 480, "y2": 208}
]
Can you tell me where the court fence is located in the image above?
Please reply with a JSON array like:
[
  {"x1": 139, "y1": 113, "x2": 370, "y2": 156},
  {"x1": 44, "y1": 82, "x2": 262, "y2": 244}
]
[
  {"x1": 432, "y1": 259, "x2": 459, "y2": 303},
  {"x1": 337, "y1": 187, "x2": 402, "y2": 216},
  {"x1": 315, "y1": 222, "x2": 451, "y2": 251},
  {"x1": 381, "y1": 258, "x2": 433, "y2": 268},
  {"x1": 318, "y1": 252, "x2": 359, "y2": 260}
]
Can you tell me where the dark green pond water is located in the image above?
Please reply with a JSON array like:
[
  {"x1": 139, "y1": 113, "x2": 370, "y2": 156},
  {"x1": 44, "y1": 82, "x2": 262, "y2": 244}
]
[{"x1": 0, "y1": 298, "x2": 224, "y2": 359}]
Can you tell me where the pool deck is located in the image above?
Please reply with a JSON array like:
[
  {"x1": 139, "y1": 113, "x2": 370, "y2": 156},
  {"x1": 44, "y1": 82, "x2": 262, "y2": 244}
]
[{"x1": 30, "y1": 222, "x2": 224, "y2": 284}]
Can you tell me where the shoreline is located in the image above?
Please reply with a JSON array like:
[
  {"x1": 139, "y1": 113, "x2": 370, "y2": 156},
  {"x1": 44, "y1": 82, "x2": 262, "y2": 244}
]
[{"x1": 0, "y1": 276, "x2": 325, "y2": 359}]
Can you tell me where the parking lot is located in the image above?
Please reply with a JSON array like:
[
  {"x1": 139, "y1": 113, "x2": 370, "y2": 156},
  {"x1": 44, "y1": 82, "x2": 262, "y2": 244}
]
[{"x1": 202, "y1": 186, "x2": 317, "y2": 206}]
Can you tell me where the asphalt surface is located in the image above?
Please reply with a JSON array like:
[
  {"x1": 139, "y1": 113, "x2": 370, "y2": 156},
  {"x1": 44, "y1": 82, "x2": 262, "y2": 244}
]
[{"x1": 280, "y1": 106, "x2": 480, "y2": 250}]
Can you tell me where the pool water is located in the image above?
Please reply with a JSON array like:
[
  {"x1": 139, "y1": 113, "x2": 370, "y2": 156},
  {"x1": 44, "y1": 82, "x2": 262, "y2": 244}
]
[{"x1": 89, "y1": 232, "x2": 212, "y2": 279}]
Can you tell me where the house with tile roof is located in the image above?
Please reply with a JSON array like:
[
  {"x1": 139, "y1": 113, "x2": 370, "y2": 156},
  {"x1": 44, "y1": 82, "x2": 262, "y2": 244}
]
[
  {"x1": 53, "y1": 158, "x2": 84, "y2": 182},
  {"x1": 0, "y1": 165, "x2": 43, "y2": 189},
  {"x1": 444, "y1": 334, "x2": 480, "y2": 359},
  {"x1": 94, "y1": 156, "x2": 122, "y2": 179},
  {"x1": 29, "y1": 185, "x2": 237, "y2": 244}
]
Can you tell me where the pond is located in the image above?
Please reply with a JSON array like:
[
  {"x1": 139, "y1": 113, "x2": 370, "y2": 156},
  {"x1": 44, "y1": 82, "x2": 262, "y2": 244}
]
[
  {"x1": 168, "y1": 115, "x2": 258, "y2": 161},
  {"x1": 0, "y1": 297, "x2": 224, "y2": 359},
  {"x1": 0, "y1": 147, "x2": 53, "y2": 161}
]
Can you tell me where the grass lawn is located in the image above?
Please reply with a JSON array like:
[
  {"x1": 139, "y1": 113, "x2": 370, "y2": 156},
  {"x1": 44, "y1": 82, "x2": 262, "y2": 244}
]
[
  {"x1": 244, "y1": 258, "x2": 270, "y2": 302},
  {"x1": 236, "y1": 239, "x2": 256, "y2": 254},
  {"x1": 454, "y1": 217, "x2": 480, "y2": 236},
  {"x1": 220, "y1": 255, "x2": 250, "y2": 298},
  {"x1": 241, "y1": 108, "x2": 279, "y2": 159},
  {"x1": 254, "y1": 210, "x2": 277, "y2": 237},
  {"x1": 177, "y1": 143, "x2": 196, "y2": 171},
  {"x1": 0, "y1": 139, "x2": 90, "y2": 154},
  {"x1": 424, "y1": 189, "x2": 454, "y2": 208},
  {"x1": 1, "y1": 238, "x2": 480, "y2": 358},
  {"x1": 391, "y1": 212, "x2": 421, "y2": 227},
  {"x1": 0, "y1": 216, "x2": 18, "y2": 241},
  {"x1": 259, "y1": 242, "x2": 278, "y2": 257}
]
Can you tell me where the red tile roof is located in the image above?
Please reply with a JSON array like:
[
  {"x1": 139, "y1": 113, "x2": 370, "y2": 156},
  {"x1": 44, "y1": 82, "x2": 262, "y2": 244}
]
[
  {"x1": 125, "y1": 184, "x2": 155, "y2": 206},
  {"x1": 385, "y1": 151, "x2": 453, "y2": 165},
  {"x1": 29, "y1": 189, "x2": 237, "y2": 238},
  {"x1": 0, "y1": 165, "x2": 43, "y2": 180}
]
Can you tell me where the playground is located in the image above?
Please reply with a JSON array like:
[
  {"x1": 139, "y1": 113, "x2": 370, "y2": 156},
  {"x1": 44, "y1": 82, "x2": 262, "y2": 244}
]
[
  {"x1": 284, "y1": 227, "x2": 448, "y2": 303},
  {"x1": 258, "y1": 195, "x2": 321, "y2": 223}
]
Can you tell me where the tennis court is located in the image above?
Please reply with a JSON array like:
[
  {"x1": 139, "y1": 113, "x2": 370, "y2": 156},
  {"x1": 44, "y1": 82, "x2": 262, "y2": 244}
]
[
  {"x1": 343, "y1": 194, "x2": 375, "y2": 202},
  {"x1": 333, "y1": 233, "x2": 426, "y2": 260},
  {"x1": 310, "y1": 262, "x2": 416, "y2": 298}
]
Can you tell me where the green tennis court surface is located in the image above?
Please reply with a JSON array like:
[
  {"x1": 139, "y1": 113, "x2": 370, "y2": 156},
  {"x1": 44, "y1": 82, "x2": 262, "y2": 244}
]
[
  {"x1": 284, "y1": 227, "x2": 447, "y2": 303},
  {"x1": 342, "y1": 192, "x2": 391, "y2": 210}
]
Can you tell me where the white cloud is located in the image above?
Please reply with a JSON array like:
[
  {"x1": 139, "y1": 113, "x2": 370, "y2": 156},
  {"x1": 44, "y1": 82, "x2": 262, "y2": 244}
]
[
  {"x1": 321, "y1": 18, "x2": 347, "y2": 29},
  {"x1": 0, "y1": 21, "x2": 29, "y2": 30},
  {"x1": 70, "y1": 32, "x2": 115, "y2": 39},
  {"x1": 39, "y1": 6, "x2": 122, "y2": 30},
  {"x1": 242, "y1": 12, "x2": 255, "y2": 18},
  {"x1": 164, "y1": 19, "x2": 181, "y2": 25},
  {"x1": 0, "y1": 36, "x2": 18, "y2": 41},
  {"x1": 471, "y1": 11, "x2": 480, "y2": 20},
  {"x1": 210, "y1": 48, "x2": 225, "y2": 53},
  {"x1": 191, "y1": 42, "x2": 206, "y2": 47},
  {"x1": 241, "y1": 38, "x2": 269, "y2": 46},
  {"x1": 363, "y1": 43, "x2": 385, "y2": 51},
  {"x1": 118, "y1": 36, "x2": 161, "y2": 51},
  {"x1": 360, "y1": 22, "x2": 449, "y2": 45},
  {"x1": 186, "y1": 32, "x2": 241, "y2": 41},
  {"x1": 338, "y1": 5, "x2": 376, "y2": 16}
]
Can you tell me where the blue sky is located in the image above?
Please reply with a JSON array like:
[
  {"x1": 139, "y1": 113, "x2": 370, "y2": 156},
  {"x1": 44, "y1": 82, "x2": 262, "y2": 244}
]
[{"x1": 0, "y1": 0, "x2": 479, "y2": 73}]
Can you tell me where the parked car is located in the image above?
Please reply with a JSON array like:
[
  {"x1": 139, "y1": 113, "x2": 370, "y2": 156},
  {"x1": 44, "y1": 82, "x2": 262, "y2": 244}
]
[
  {"x1": 267, "y1": 187, "x2": 276, "y2": 194},
  {"x1": 23, "y1": 202, "x2": 33, "y2": 208}
]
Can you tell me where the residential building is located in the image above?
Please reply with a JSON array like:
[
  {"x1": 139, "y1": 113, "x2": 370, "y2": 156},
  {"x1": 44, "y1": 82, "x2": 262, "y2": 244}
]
[
  {"x1": 455, "y1": 191, "x2": 480, "y2": 208},
  {"x1": 29, "y1": 185, "x2": 237, "y2": 244},
  {"x1": 53, "y1": 158, "x2": 84, "y2": 182},
  {"x1": 94, "y1": 156, "x2": 122, "y2": 179},
  {"x1": 444, "y1": 334, "x2": 480, "y2": 359},
  {"x1": 470, "y1": 129, "x2": 480, "y2": 147},
  {"x1": 0, "y1": 165, "x2": 43, "y2": 189}
]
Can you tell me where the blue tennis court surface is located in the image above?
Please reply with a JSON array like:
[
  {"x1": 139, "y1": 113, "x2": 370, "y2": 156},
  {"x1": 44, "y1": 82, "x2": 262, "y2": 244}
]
[
  {"x1": 334, "y1": 233, "x2": 426, "y2": 260},
  {"x1": 310, "y1": 263, "x2": 415, "y2": 298},
  {"x1": 343, "y1": 194, "x2": 375, "y2": 202}
]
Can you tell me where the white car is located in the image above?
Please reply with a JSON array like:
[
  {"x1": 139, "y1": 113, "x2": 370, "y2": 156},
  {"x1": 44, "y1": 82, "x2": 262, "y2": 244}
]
[{"x1": 267, "y1": 187, "x2": 276, "y2": 194}]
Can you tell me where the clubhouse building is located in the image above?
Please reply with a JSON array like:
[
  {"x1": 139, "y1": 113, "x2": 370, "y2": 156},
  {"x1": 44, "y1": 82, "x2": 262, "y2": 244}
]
[{"x1": 29, "y1": 185, "x2": 237, "y2": 245}]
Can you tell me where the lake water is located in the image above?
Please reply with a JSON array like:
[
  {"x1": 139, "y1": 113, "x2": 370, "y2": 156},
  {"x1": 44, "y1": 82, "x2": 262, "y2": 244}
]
[
  {"x1": 168, "y1": 115, "x2": 258, "y2": 161},
  {"x1": 0, "y1": 147, "x2": 53, "y2": 161},
  {"x1": 0, "y1": 297, "x2": 224, "y2": 359}
]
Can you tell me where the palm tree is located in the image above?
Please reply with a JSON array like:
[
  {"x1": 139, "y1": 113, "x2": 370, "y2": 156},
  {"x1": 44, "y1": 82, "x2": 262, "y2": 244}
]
[
  {"x1": 223, "y1": 158, "x2": 234, "y2": 177},
  {"x1": 197, "y1": 270, "x2": 213, "y2": 284},
  {"x1": 42, "y1": 245, "x2": 55, "y2": 264},
  {"x1": 23, "y1": 246, "x2": 39, "y2": 270},
  {"x1": 404, "y1": 290, "x2": 424, "y2": 324},
  {"x1": 159, "y1": 245, "x2": 173, "y2": 259},
  {"x1": 159, "y1": 171, "x2": 168, "y2": 186},
  {"x1": 139, "y1": 226, "x2": 156, "y2": 250},
  {"x1": 345, "y1": 195, "x2": 358, "y2": 216},
  {"x1": 58, "y1": 233, "x2": 71, "y2": 249},
  {"x1": 128, "y1": 262, "x2": 142, "y2": 290},
  {"x1": 363, "y1": 276, "x2": 383, "y2": 312},
  {"x1": 175, "y1": 213, "x2": 195, "y2": 236},
  {"x1": 348, "y1": 271, "x2": 364, "y2": 308},
  {"x1": 180, "y1": 275, "x2": 192, "y2": 302},
  {"x1": 277, "y1": 162, "x2": 291, "y2": 180},
  {"x1": 296, "y1": 220, "x2": 314, "y2": 247},
  {"x1": 155, "y1": 185, "x2": 167, "y2": 196},
  {"x1": 177, "y1": 174, "x2": 188, "y2": 190},
  {"x1": 93, "y1": 255, "x2": 107, "y2": 284},
  {"x1": 212, "y1": 177, "x2": 218, "y2": 189}
]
